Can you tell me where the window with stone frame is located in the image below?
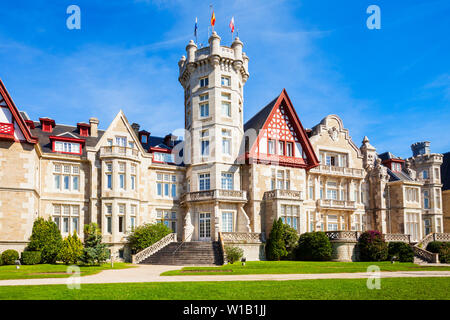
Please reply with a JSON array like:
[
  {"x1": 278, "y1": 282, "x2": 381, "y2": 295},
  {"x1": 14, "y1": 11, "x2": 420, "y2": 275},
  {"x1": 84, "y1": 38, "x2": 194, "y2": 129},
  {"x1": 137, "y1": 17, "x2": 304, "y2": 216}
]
[
  {"x1": 271, "y1": 169, "x2": 290, "y2": 190},
  {"x1": 280, "y1": 205, "x2": 299, "y2": 231},
  {"x1": 156, "y1": 173, "x2": 177, "y2": 198},
  {"x1": 156, "y1": 210, "x2": 177, "y2": 232},
  {"x1": 53, "y1": 204, "x2": 80, "y2": 235},
  {"x1": 327, "y1": 214, "x2": 338, "y2": 231},
  {"x1": 54, "y1": 163, "x2": 80, "y2": 192},
  {"x1": 221, "y1": 172, "x2": 233, "y2": 190}
]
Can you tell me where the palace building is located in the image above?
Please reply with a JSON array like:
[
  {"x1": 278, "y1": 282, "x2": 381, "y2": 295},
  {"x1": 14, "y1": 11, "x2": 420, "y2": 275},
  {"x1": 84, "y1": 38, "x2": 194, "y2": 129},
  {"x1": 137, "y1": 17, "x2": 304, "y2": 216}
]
[{"x1": 0, "y1": 32, "x2": 446, "y2": 262}]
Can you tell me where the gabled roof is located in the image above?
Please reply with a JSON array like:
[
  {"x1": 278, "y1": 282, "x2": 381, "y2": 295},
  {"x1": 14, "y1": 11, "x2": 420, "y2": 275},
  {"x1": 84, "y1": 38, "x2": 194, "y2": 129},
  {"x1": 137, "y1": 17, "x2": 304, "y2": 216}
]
[
  {"x1": 244, "y1": 89, "x2": 319, "y2": 169},
  {"x1": 387, "y1": 168, "x2": 413, "y2": 182},
  {"x1": 0, "y1": 79, "x2": 38, "y2": 144},
  {"x1": 378, "y1": 151, "x2": 404, "y2": 162},
  {"x1": 31, "y1": 121, "x2": 104, "y2": 156},
  {"x1": 442, "y1": 152, "x2": 450, "y2": 191}
]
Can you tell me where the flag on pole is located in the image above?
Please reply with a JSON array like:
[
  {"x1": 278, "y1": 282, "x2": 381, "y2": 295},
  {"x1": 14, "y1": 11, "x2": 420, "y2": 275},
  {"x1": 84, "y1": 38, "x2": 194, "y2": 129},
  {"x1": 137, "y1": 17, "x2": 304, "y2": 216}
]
[
  {"x1": 211, "y1": 10, "x2": 216, "y2": 28},
  {"x1": 194, "y1": 17, "x2": 198, "y2": 39},
  {"x1": 229, "y1": 16, "x2": 235, "y2": 33}
]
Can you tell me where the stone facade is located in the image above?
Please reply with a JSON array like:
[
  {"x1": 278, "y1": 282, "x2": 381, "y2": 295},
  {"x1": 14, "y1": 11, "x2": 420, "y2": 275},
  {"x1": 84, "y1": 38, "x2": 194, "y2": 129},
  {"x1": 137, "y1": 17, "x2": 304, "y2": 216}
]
[{"x1": 0, "y1": 33, "x2": 446, "y2": 262}]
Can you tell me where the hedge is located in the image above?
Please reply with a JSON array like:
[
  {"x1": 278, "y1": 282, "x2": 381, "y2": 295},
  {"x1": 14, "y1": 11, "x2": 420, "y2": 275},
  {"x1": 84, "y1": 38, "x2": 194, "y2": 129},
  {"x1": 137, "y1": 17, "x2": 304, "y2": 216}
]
[
  {"x1": 427, "y1": 241, "x2": 450, "y2": 263},
  {"x1": 21, "y1": 251, "x2": 42, "y2": 265},
  {"x1": 1, "y1": 249, "x2": 19, "y2": 265},
  {"x1": 224, "y1": 245, "x2": 244, "y2": 264},
  {"x1": 295, "y1": 232, "x2": 332, "y2": 261},
  {"x1": 387, "y1": 242, "x2": 414, "y2": 262}
]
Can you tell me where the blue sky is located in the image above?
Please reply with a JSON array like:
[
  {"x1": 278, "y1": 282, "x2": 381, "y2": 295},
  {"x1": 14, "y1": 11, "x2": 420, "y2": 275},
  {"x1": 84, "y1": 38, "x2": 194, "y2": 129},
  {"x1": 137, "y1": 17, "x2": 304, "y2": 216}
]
[{"x1": 0, "y1": 0, "x2": 449, "y2": 158}]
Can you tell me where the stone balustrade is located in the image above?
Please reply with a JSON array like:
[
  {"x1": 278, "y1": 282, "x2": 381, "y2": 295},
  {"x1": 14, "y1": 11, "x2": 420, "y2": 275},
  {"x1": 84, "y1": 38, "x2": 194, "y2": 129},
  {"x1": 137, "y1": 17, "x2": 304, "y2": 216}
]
[
  {"x1": 131, "y1": 232, "x2": 177, "y2": 264},
  {"x1": 412, "y1": 246, "x2": 439, "y2": 263},
  {"x1": 181, "y1": 189, "x2": 247, "y2": 203},
  {"x1": 310, "y1": 164, "x2": 365, "y2": 178},
  {"x1": 221, "y1": 232, "x2": 263, "y2": 244},
  {"x1": 317, "y1": 199, "x2": 356, "y2": 210},
  {"x1": 100, "y1": 146, "x2": 139, "y2": 160},
  {"x1": 325, "y1": 231, "x2": 360, "y2": 242},
  {"x1": 263, "y1": 189, "x2": 303, "y2": 201},
  {"x1": 383, "y1": 233, "x2": 411, "y2": 243}
]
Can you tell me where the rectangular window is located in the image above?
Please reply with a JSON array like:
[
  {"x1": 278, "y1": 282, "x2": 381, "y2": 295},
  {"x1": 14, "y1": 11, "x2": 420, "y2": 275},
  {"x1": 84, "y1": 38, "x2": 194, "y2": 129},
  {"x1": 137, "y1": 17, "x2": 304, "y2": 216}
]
[
  {"x1": 63, "y1": 217, "x2": 69, "y2": 233},
  {"x1": 116, "y1": 136, "x2": 127, "y2": 147},
  {"x1": 309, "y1": 186, "x2": 314, "y2": 199},
  {"x1": 221, "y1": 212, "x2": 233, "y2": 232},
  {"x1": 72, "y1": 176, "x2": 79, "y2": 191},
  {"x1": 268, "y1": 139, "x2": 275, "y2": 154},
  {"x1": 130, "y1": 216, "x2": 136, "y2": 231},
  {"x1": 131, "y1": 175, "x2": 136, "y2": 190},
  {"x1": 286, "y1": 142, "x2": 293, "y2": 157},
  {"x1": 54, "y1": 175, "x2": 61, "y2": 190},
  {"x1": 222, "y1": 134, "x2": 231, "y2": 155},
  {"x1": 222, "y1": 101, "x2": 231, "y2": 117},
  {"x1": 278, "y1": 141, "x2": 285, "y2": 155},
  {"x1": 201, "y1": 140, "x2": 210, "y2": 156},
  {"x1": 107, "y1": 174, "x2": 112, "y2": 189},
  {"x1": 119, "y1": 174, "x2": 125, "y2": 189},
  {"x1": 200, "y1": 77, "x2": 209, "y2": 88},
  {"x1": 199, "y1": 93, "x2": 209, "y2": 101},
  {"x1": 72, "y1": 217, "x2": 79, "y2": 234},
  {"x1": 107, "y1": 216, "x2": 112, "y2": 234},
  {"x1": 221, "y1": 173, "x2": 233, "y2": 190},
  {"x1": 423, "y1": 170, "x2": 429, "y2": 179},
  {"x1": 221, "y1": 76, "x2": 231, "y2": 87},
  {"x1": 199, "y1": 173, "x2": 210, "y2": 191},
  {"x1": 64, "y1": 176, "x2": 70, "y2": 190},
  {"x1": 171, "y1": 184, "x2": 177, "y2": 197},
  {"x1": 156, "y1": 210, "x2": 177, "y2": 232},
  {"x1": 200, "y1": 103, "x2": 209, "y2": 117},
  {"x1": 118, "y1": 216, "x2": 124, "y2": 233}
]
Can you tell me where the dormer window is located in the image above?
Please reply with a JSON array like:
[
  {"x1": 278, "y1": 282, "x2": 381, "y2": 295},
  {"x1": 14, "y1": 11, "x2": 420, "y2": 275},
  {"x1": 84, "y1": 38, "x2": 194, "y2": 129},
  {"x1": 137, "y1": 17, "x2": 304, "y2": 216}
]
[
  {"x1": 77, "y1": 123, "x2": 90, "y2": 137},
  {"x1": 141, "y1": 135, "x2": 147, "y2": 143},
  {"x1": 40, "y1": 118, "x2": 55, "y2": 133},
  {"x1": 50, "y1": 136, "x2": 84, "y2": 155}
]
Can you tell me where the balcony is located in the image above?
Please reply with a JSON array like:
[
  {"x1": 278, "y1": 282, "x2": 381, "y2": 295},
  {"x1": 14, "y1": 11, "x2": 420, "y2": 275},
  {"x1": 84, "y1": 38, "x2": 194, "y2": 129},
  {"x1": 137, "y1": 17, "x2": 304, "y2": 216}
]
[
  {"x1": 181, "y1": 189, "x2": 247, "y2": 203},
  {"x1": 317, "y1": 199, "x2": 356, "y2": 210},
  {"x1": 0, "y1": 122, "x2": 14, "y2": 141},
  {"x1": 100, "y1": 146, "x2": 139, "y2": 160},
  {"x1": 310, "y1": 165, "x2": 364, "y2": 178},
  {"x1": 264, "y1": 189, "x2": 304, "y2": 201}
]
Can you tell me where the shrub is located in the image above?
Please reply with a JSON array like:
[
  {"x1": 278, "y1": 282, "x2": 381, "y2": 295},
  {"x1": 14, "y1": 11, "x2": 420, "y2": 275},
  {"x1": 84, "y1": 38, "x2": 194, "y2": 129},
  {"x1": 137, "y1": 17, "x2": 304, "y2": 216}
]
[
  {"x1": 224, "y1": 245, "x2": 244, "y2": 264},
  {"x1": 265, "y1": 218, "x2": 288, "y2": 261},
  {"x1": 427, "y1": 241, "x2": 450, "y2": 263},
  {"x1": 27, "y1": 217, "x2": 63, "y2": 264},
  {"x1": 426, "y1": 241, "x2": 443, "y2": 254},
  {"x1": 21, "y1": 251, "x2": 42, "y2": 265},
  {"x1": 280, "y1": 224, "x2": 299, "y2": 260},
  {"x1": 127, "y1": 223, "x2": 173, "y2": 253},
  {"x1": 439, "y1": 244, "x2": 450, "y2": 263},
  {"x1": 387, "y1": 242, "x2": 414, "y2": 262},
  {"x1": 1, "y1": 249, "x2": 19, "y2": 265},
  {"x1": 81, "y1": 223, "x2": 109, "y2": 265},
  {"x1": 58, "y1": 233, "x2": 84, "y2": 264},
  {"x1": 358, "y1": 230, "x2": 388, "y2": 261},
  {"x1": 295, "y1": 232, "x2": 332, "y2": 261}
]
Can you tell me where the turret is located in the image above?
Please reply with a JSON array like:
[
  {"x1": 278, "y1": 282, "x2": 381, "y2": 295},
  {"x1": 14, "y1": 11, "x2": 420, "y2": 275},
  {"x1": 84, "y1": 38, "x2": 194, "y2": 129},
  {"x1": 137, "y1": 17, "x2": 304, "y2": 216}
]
[{"x1": 411, "y1": 141, "x2": 430, "y2": 157}]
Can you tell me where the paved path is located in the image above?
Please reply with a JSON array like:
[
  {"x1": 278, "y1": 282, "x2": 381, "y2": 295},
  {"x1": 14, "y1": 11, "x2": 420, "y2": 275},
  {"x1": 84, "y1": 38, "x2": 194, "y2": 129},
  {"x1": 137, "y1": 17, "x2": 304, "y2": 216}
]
[{"x1": 1, "y1": 265, "x2": 450, "y2": 286}]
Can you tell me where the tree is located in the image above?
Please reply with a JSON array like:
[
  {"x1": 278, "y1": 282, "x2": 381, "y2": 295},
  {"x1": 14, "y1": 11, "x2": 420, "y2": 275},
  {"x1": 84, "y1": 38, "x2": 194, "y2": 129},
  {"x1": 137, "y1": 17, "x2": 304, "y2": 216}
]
[
  {"x1": 58, "y1": 232, "x2": 84, "y2": 264},
  {"x1": 127, "y1": 223, "x2": 172, "y2": 253},
  {"x1": 358, "y1": 230, "x2": 388, "y2": 261},
  {"x1": 295, "y1": 232, "x2": 332, "y2": 261},
  {"x1": 265, "y1": 218, "x2": 287, "y2": 261},
  {"x1": 280, "y1": 223, "x2": 299, "y2": 260},
  {"x1": 27, "y1": 217, "x2": 63, "y2": 264},
  {"x1": 81, "y1": 223, "x2": 109, "y2": 265}
]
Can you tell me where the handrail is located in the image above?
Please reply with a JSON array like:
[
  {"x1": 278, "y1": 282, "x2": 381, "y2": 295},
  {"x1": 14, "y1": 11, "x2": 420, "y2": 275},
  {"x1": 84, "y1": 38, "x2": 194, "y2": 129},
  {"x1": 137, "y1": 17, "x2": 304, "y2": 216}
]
[
  {"x1": 132, "y1": 232, "x2": 177, "y2": 264},
  {"x1": 218, "y1": 232, "x2": 226, "y2": 265},
  {"x1": 172, "y1": 230, "x2": 193, "y2": 256}
]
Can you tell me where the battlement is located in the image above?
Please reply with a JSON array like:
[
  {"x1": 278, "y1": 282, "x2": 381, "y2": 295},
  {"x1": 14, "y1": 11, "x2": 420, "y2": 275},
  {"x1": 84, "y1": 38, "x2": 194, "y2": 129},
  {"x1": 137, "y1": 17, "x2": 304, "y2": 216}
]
[{"x1": 178, "y1": 32, "x2": 249, "y2": 85}]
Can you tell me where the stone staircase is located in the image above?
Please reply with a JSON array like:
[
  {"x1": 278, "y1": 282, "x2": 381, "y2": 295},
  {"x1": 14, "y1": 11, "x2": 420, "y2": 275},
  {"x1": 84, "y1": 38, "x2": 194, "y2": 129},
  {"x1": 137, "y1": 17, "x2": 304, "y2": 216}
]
[{"x1": 139, "y1": 241, "x2": 224, "y2": 265}]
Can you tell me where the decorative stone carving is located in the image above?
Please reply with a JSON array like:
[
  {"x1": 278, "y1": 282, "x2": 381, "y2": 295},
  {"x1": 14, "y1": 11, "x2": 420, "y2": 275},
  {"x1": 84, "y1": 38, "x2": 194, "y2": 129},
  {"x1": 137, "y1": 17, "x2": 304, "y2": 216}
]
[
  {"x1": 183, "y1": 212, "x2": 194, "y2": 242},
  {"x1": 328, "y1": 127, "x2": 339, "y2": 141}
]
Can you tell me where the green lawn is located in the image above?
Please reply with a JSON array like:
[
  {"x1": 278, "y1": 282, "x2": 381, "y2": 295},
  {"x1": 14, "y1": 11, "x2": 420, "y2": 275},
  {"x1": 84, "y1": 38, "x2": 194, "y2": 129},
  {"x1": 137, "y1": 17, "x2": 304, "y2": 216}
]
[
  {"x1": 161, "y1": 261, "x2": 450, "y2": 276},
  {"x1": 0, "y1": 277, "x2": 449, "y2": 300},
  {"x1": 0, "y1": 263, "x2": 133, "y2": 280}
]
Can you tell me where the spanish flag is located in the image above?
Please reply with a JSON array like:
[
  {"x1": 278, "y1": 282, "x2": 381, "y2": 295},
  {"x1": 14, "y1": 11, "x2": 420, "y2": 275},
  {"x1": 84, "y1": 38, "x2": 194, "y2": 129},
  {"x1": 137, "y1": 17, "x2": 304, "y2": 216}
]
[{"x1": 211, "y1": 10, "x2": 215, "y2": 27}]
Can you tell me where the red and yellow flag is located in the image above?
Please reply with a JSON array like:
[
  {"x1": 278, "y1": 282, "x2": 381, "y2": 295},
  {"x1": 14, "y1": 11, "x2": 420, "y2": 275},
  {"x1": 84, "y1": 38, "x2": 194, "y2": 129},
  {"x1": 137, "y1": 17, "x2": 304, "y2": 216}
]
[{"x1": 211, "y1": 11, "x2": 216, "y2": 27}]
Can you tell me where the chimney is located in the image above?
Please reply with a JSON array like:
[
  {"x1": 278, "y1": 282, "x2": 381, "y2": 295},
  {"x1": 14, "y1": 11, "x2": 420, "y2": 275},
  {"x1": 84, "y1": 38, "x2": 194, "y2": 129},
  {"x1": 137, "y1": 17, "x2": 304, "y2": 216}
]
[
  {"x1": 411, "y1": 141, "x2": 430, "y2": 157},
  {"x1": 131, "y1": 123, "x2": 140, "y2": 136},
  {"x1": 164, "y1": 134, "x2": 178, "y2": 148},
  {"x1": 89, "y1": 117, "x2": 99, "y2": 137}
]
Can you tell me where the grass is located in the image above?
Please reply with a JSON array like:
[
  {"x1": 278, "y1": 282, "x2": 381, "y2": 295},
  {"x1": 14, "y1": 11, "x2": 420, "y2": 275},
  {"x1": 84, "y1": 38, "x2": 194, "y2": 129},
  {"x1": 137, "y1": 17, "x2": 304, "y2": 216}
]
[
  {"x1": 161, "y1": 261, "x2": 450, "y2": 276},
  {"x1": 0, "y1": 263, "x2": 134, "y2": 280},
  {"x1": 0, "y1": 277, "x2": 449, "y2": 300}
]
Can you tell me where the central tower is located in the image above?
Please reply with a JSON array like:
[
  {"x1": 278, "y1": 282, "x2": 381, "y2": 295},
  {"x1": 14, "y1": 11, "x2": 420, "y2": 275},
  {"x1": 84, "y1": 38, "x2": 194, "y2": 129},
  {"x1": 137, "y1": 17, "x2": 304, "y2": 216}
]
[{"x1": 178, "y1": 31, "x2": 251, "y2": 241}]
